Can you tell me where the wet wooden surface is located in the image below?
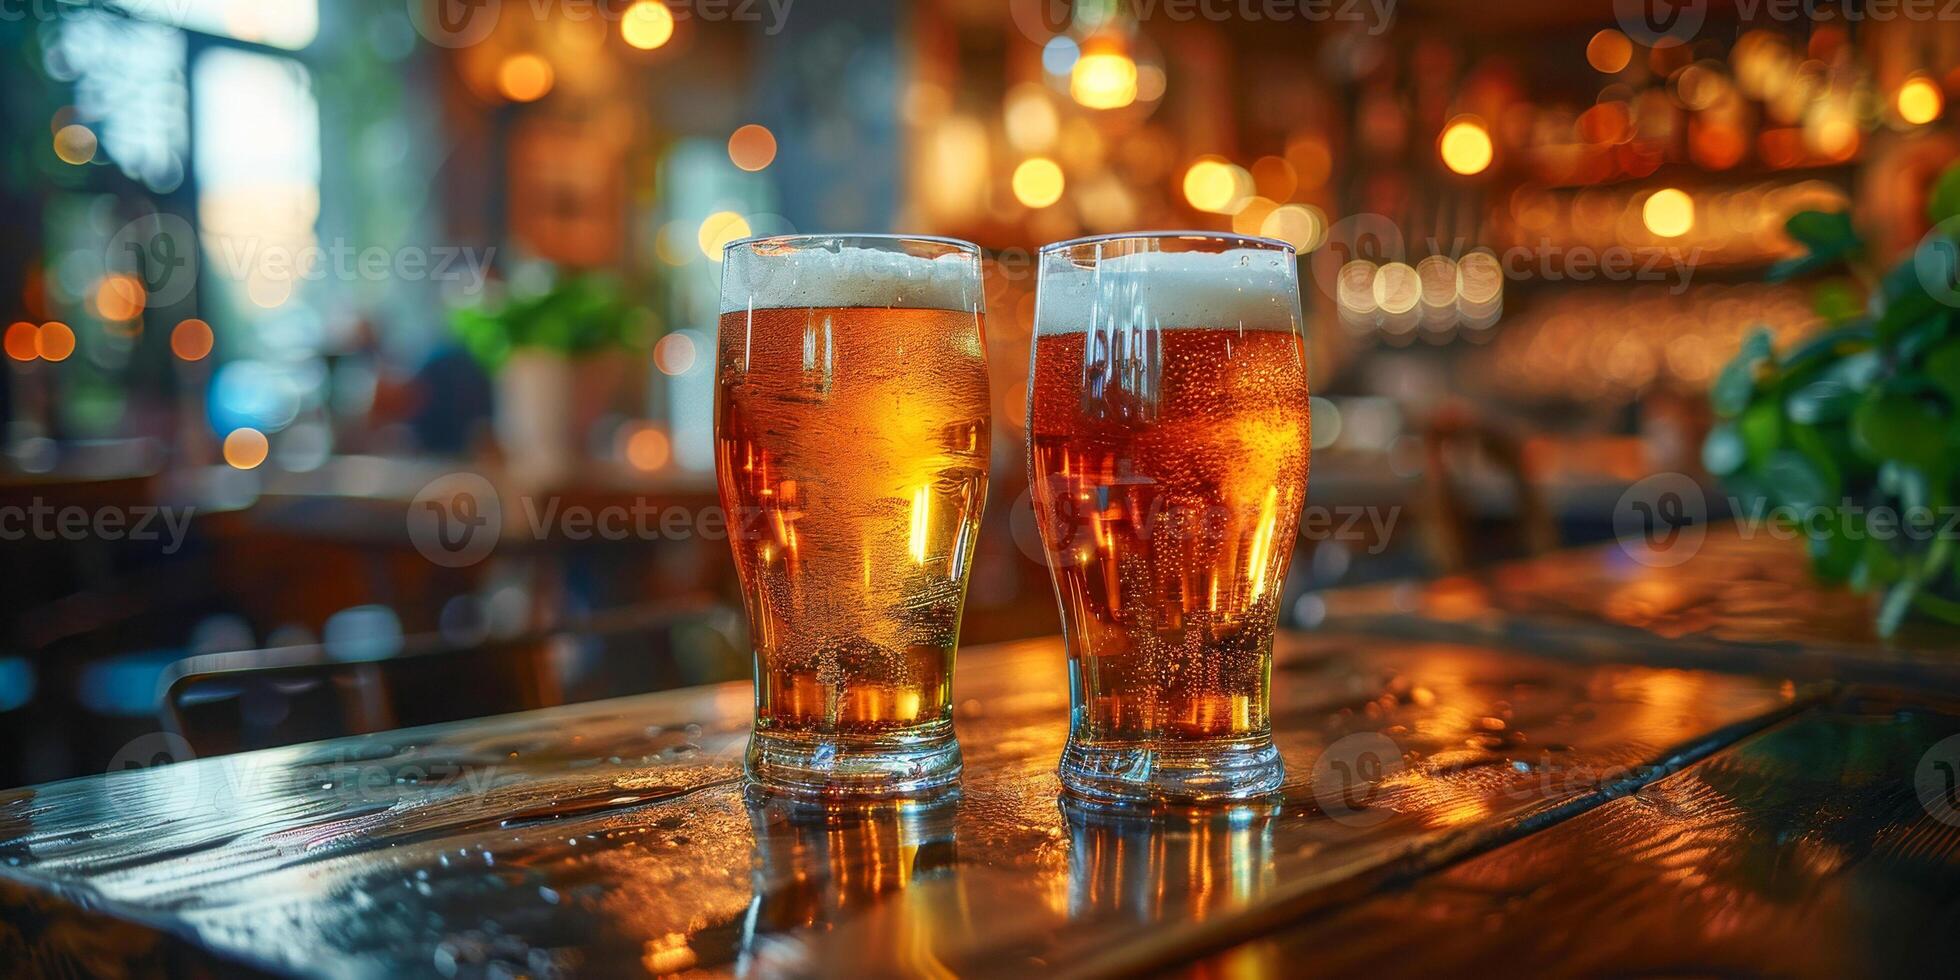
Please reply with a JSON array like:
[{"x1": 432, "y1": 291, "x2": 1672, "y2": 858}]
[
  {"x1": 0, "y1": 630, "x2": 1815, "y2": 978},
  {"x1": 1189, "y1": 688, "x2": 1960, "y2": 979}
]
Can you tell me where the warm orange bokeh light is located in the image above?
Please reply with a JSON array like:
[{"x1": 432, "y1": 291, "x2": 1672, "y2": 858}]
[
  {"x1": 95, "y1": 274, "x2": 147, "y2": 321},
  {"x1": 52, "y1": 124, "x2": 97, "y2": 165},
  {"x1": 4, "y1": 322, "x2": 36, "y2": 361},
  {"x1": 1898, "y1": 76, "x2": 1943, "y2": 125},
  {"x1": 1070, "y1": 50, "x2": 1138, "y2": 110},
  {"x1": 1439, "y1": 118, "x2": 1494, "y2": 175},
  {"x1": 727, "y1": 124, "x2": 778, "y2": 171},
  {"x1": 621, "y1": 0, "x2": 675, "y2": 51},
  {"x1": 1182, "y1": 158, "x2": 1246, "y2": 213},
  {"x1": 626, "y1": 427, "x2": 672, "y2": 471},
  {"x1": 172, "y1": 318, "x2": 215, "y2": 361},
  {"x1": 36, "y1": 322, "x2": 76, "y2": 362},
  {"x1": 698, "y1": 211, "x2": 751, "y2": 261},
  {"x1": 1586, "y1": 30, "x2": 1633, "y2": 74},
  {"x1": 223, "y1": 428, "x2": 270, "y2": 470},
  {"x1": 497, "y1": 54, "x2": 554, "y2": 103},
  {"x1": 1011, "y1": 157, "x2": 1065, "y2": 208},
  {"x1": 1643, "y1": 188, "x2": 1695, "y2": 238}
]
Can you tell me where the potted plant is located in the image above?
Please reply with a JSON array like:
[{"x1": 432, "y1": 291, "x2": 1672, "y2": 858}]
[
  {"x1": 452, "y1": 273, "x2": 653, "y2": 485},
  {"x1": 1704, "y1": 163, "x2": 1960, "y2": 636}
]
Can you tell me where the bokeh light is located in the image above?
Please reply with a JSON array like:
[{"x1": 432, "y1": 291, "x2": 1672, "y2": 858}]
[
  {"x1": 496, "y1": 54, "x2": 554, "y2": 103},
  {"x1": 1643, "y1": 188, "x2": 1695, "y2": 237},
  {"x1": 621, "y1": 0, "x2": 675, "y2": 51},
  {"x1": 1439, "y1": 118, "x2": 1493, "y2": 175},
  {"x1": 171, "y1": 318, "x2": 215, "y2": 361},
  {"x1": 698, "y1": 211, "x2": 752, "y2": 260},
  {"x1": 1004, "y1": 84, "x2": 1059, "y2": 151},
  {"x1": 1898, "y1": 76, "x2": 1943, "y2": 125},
  {"x1": 1182, "y1": 158, "x2": 1249, "y2": 213},
  {"x1": 35, "y1": 322, "x2": 75, "y2": 362},
  {"x1": 224, "y1": 427, "x2": 270, "y2": 470},
  {"x1": 727, "y1": 124, "x2": 777, "y2": 171},
  {"x1": 52, "y1": 124, "x2": 97, "y2": 165},
  {"x1": 1012, "y1": 157, "x2": 1066, "y2": 208},
  {"x1": 653, "y1": 333, "x2": 697, "y2": 376},
  {"x1": 625, "y1": 426, "x2": 672, "y2": 471},
  {"x1": 1070, "y1": 50, "x2": 1138, "y2": 110},
  {"x1": 1586, "y1": 30, "x2": 1633, "y2": 73},
  {"x1": 94, "y1": 274, "x2": 146, "y2": 321},
  {"x1": 4, "y1": 322, "x2": 36, "y2": 361},
  {"x1": 1260, "y1": 204, "x2": 1324, "y2": 252},
  {"x1": 1041, "y1": 36, "x2": 1080, "y2": 76},
  {"x1": 1372, "y1": 263, "x2": 1421, "y2": 315},
  {"x1": 1457, "y1": 251, "x2": 1504, "y2": 305}
]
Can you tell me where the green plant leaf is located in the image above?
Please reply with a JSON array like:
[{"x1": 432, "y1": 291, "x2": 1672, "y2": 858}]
[
  {"x1": 1764, "y1": 450, "x2": 1829, "y2": 510},
  {"x1": 1739, "y1": 400, "x2": 1783, "y2": 471},
  {"x1": 1784, "y1": 422, "x2": 1842, "y2": 501},
  {"x1": 1875, "y1": 245, "x2": 1947, "y2": 343},
  {"x1": 1785, "y1": 379, "x2": 1858, "y2": 425},
  {"x1": 1852, "y1": 392, "x2": 1949, "y2": 472},
  {"x1": 1769, "y1": 211, "x2": 1860, "y2": 281},
  {"x1": 1929, "y1": 161, "x2": 1960, "y2": 227},
  {"x1": 1914, "y1": 591, "x2": 1960, "y2": 626},
  {"x1": 1927, "y1": 339, "x2": 1960, "y2": 406},
  {"x1": 1878, "y1": 578, "x2": 1918, "y2": 637},
  {"x1": 1810, "y1": 280, "x2": 1863, "y2": 324},
  {"x1": 1896, "y1": 314, "x2": 1954, "y2": 362},
  {"x1": 1864, "y1": 534, "x2": 1904, "y2": 585},
  {"x1": 1702, "y1": 422, "x2": 1746, "y2": 476},
  {"x1": 1808, "y1": 522, "x2": 1858, "y2": 583},
  {"x1": 1712, "y1": 328, "x2": 1774, "y2": 418}
]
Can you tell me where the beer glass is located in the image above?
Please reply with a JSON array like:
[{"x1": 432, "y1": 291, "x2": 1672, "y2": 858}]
[
  {"x1": 1028, "y1": 232, "x2": 1309, "y2": 805},
  {"x1": 716, "y1": 235, "x2": 990, "y2": 798}
]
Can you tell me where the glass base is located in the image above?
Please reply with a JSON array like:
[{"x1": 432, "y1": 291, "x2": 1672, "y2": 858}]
[
  {"x1": 1059, "y1": 735, "x2": 1284, "y2": 807},
  {"x1": 745, "y1": 721, "x2": 962, "y2": 800}
]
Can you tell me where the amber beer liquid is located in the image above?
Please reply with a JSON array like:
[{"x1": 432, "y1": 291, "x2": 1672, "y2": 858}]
[
  {"x1": 716, "y1": 237, "x2": 988, "y2": 798},
  {"x1": 1029, "y1": 235, "x2": 1307, "y2": 804}
]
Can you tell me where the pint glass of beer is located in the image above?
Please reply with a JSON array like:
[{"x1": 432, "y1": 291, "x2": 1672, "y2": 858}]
[
  {"x1": 1028, "y1": 232, "x2": 1308, "y2": 804},
  {"x1": 716, "y1": 235, "x2": 990, "y2": 798}
]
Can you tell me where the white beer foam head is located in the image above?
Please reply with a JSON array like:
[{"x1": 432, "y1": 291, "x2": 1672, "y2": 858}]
[
  {"x1": 1035, "y1": 247, "x2": 1300, "y2": 333},
  {"x1": 721, "y1": 242, "x2": 980, "y2": 313}
]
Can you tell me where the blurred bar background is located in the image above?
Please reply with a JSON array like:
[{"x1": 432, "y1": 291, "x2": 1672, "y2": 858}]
[{"x1": 2, "y1": 0, "x2": 1955, "y2": 788}]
